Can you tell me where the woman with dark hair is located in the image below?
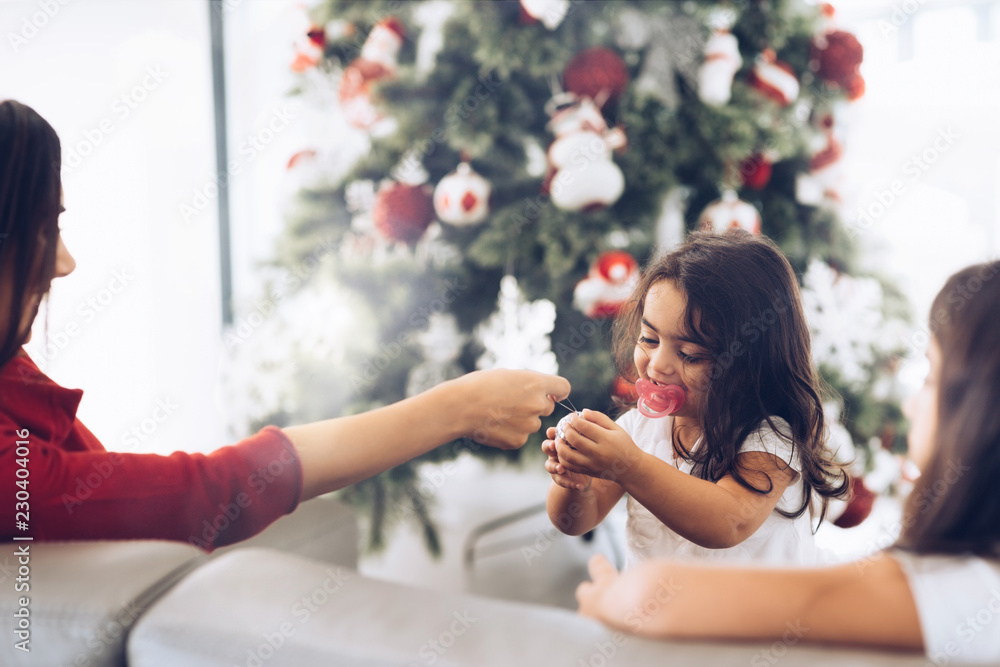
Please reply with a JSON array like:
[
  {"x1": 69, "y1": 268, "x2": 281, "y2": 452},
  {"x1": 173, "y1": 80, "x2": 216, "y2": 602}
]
[
  {"x1": 545, "y1": 231, "x2": 847, "y2": 567},
  {"x1": 0, "y1": 99, "x2": 571, "y2": 547},
  {"x1": 576, "y1": 261, "x2": 1000, "y2": 663}
]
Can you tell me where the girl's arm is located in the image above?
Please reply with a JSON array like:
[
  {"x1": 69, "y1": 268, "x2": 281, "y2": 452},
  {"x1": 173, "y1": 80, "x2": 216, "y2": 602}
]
[
  {"x1": 543, "y1": 425, "x2": 626, "y2": 536},
  {"x1": 577, "y1": 552, "x2": 924, "y2": 651},
  {"x1": 286, "y1": 369, "x2": 570, "y2": 500},
  {"x1": 558, "y1": 410, "x2": 796, "y2": 549}
]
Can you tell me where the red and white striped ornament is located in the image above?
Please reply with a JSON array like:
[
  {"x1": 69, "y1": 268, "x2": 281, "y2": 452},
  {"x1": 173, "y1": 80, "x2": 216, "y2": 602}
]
[
  {"x1": 433, "y1": 162, "x2": 492, "y2": 226},
  {"x1": 748, "y1": 49, "x2": 799, "y2": 107},
  {"x1": 698, "y1": 190, "x2": 761, "y2": 235}
]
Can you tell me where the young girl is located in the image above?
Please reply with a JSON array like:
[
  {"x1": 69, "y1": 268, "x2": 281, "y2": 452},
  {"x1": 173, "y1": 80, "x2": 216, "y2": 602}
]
[
  {"x1": 0, "y1": 99, "x2": 570, "y2": 546},
  {"x1": 544, "y1": 231, "x2": 847, "y2": 567},
  {"x1": 575, "y1": 261, "x2": 1000, "y2": 663}
]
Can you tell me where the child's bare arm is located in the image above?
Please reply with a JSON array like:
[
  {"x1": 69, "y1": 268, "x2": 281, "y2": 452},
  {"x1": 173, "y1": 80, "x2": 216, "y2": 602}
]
[{"x1": 558, "y1": 410, "x2": 796, "y2": 548}]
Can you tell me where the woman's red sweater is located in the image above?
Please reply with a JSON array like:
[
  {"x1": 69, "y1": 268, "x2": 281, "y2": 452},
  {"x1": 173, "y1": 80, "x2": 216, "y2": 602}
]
[{"x1": 0, "y1": 352, "x2": 301, "y2": 550}]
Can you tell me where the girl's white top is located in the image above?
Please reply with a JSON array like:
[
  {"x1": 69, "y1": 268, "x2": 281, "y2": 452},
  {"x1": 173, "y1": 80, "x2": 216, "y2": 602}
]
[
  {"x1": 890, "y1": 549, "x2": 1000, "y2": 664},
  {"x1": 619, "y1": 410, "x2": 818, "y2": 568}
]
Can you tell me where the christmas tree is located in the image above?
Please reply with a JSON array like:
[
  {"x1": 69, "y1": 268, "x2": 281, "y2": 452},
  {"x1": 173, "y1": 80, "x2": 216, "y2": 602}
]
[{"x1": 228, "y1": 0, "x2": 910, "y2": 554}]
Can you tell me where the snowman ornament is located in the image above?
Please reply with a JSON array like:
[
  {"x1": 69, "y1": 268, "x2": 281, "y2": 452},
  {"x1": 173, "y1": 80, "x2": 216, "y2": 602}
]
[{"x1": 545, "y1": 95, "x2": 626, "y2": 212}]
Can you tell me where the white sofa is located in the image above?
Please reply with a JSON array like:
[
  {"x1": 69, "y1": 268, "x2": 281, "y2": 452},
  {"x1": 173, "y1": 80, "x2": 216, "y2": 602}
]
[{"x1": 1, "y1": 497, "x2": 941, "y2": 667}]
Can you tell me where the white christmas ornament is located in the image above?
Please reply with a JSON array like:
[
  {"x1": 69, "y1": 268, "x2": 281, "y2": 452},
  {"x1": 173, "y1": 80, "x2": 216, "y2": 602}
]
[
  {"x1": 697, "y1": 30, "x2": 743, "y2": 107},
  {"x1": 476, "y1": 275, "x2": 558, "y2": 375},
  {"x1": 406, "y1": 313, "x2": 466, "y2": 397},
  {"x1": 520, "y1": 0, "x2": 570, "y2": 30},
  {"x1": 698, "y1": 190, "x2": 761, "y2": 234},
  {"x1": 800, "y1": 259, "x2": 887, "y2": 390},
  {"x1": 546, "y1": 96, "x2": 626, "y2": 212},
  {"x1": 433, "y1": 162, "x2": 491, "y2": 226}
]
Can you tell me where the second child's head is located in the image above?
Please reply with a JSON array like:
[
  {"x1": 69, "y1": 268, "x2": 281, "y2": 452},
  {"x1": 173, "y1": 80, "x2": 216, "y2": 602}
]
[{"x1": 613, "y1": 231, "x2": 845, "y2": 513}]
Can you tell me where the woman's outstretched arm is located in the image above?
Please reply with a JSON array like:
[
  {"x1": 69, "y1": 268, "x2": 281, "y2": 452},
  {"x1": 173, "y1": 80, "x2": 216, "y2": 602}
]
[
  {"x1": 286, "y1": 369, "x2": 571, "y2": 500},
  {"x1": 576, "y1": 552, "x2": 923, "y2": 652}
]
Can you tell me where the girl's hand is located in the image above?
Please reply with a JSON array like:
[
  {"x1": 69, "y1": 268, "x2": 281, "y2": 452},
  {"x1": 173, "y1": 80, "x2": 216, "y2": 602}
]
[
  {"x1": 542, "y1": 426, "x2": 592, "y2": 491},
  {"x1": 556, "y1": 410, "x2": 645, "y2": 485},
  {"x1": 576, "y1": 554, "x2": 620, "y2": 620}
]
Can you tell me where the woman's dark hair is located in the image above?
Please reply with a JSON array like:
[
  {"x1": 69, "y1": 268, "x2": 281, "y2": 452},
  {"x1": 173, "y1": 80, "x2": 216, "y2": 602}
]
[
  {"x1": 896, "y1": 261, "x2": 1000, "y2": 557},
  {"x1": 612, "y1": 230, "x2": 848, "y2": 521},
  {"x1": 0, "y1": 99, "x2": 62, "y2": 368}
]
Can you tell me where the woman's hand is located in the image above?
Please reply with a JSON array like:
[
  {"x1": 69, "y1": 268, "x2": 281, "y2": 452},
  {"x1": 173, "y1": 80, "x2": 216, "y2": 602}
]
[
  {"x1": 555, "y1": 410, "x2": 645, "y2": 485},
  {"x1": 542, "y1": 426, "x2": 592, "y2": 491},
  {"x1": 453, "y1": 369, "x2": 571, "y2": 450}
]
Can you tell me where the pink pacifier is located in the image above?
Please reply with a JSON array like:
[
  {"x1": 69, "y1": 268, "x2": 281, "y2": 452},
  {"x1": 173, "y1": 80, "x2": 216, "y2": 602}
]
[{"x1": 634, "y1": 379, "x2": 685, "y2": 418}]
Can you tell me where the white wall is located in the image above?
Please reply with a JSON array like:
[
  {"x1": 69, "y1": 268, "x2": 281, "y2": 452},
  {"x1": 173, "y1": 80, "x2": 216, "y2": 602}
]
[{"x1": 2, "y1": 0, "x2": 226, "y2": 454}]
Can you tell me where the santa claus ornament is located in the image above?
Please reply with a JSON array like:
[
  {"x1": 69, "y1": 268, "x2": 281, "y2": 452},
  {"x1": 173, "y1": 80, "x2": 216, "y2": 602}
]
[
  {"x1": 433, "y1": 162, "x2": 492, "y2": 226},
  {"x1": 748, "y1": 49, "x2": 799, "y2": 107},
  {"x1": 372, "y1": 181, "x2": 435, "y2": 244},
  {"x1": 337, "y1": 18, "x2": 406, "y2": 129},
  {"x1": 545, "y1": 95, "x2": 626, "y2": 212},
  {"x1": 573, "y1": 250, "x2": 638, "y2": 318},
  {"x1": 699, "y1": 190, "x2": 761, "y2": 235},
  {"x1": 697, "y1": 29, "x2": 743, "y2": 107}
]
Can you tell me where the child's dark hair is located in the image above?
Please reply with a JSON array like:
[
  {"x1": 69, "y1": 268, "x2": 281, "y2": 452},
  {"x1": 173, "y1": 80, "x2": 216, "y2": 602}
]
[
  {"x1": 612, "y1": 230, "x2": 848, "y2": 521},
  {"x1": 896, "y1": 260, "x2": 1000, "y2": 558}
]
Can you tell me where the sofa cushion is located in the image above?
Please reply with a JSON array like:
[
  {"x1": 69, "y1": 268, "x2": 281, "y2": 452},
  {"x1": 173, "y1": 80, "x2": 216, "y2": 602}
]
[
  {"x1": 211, "y1": 495, "x2": 358, "y2": 569},
  {"x1": 128, "y1": 547, "x2": 931, "y2": 667},
  {"x1": 0, "y1": 539, "x2": 205, "y2": 667}
]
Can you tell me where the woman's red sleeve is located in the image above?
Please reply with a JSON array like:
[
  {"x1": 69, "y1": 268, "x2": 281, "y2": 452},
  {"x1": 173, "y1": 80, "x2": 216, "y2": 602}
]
[{"x1": 1, "y1": 354, "x2": 302, "y2": 550}]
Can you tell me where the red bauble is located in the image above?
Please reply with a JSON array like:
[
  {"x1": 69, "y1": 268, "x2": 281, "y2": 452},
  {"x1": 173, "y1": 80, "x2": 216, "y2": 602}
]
[
  {"x1": 563, "y1": 47, "x2": 630, "y2": 106},
  {"x1": 372, "y1": 182, "x2": 435, "y2": 244},
  {"x1": 813, "y1": 30, "x2": 863, "y2": 87},
  {"x1": 573, "y1": 250, "x2": 639, "y2": 318},
  {"x1": 594, "y1": 250, "x2": 638, "y2": 283},
  {"x1": 832, "y1": 475, "x2": 876, "y2": 529},
  {"x1": 739, "y1": 153, "x2": 773, "y2": 190},
  {"x1": 812, "y1": 30, "x2": 865, "y2": 100},
  {"x1": 306, "y1": 25, "x2": 326, "y2": 47}
]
